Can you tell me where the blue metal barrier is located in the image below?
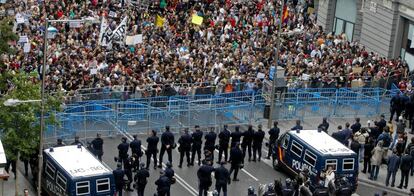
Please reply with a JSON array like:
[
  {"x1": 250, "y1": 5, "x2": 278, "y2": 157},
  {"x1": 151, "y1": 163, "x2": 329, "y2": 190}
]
[{"x1": 46, "y1": 87, "x2": 389, "y2": 138}]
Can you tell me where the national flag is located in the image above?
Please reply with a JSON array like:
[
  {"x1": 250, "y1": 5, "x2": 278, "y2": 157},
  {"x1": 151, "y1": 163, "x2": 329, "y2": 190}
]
[{"x1": 282, "y1": 5, "x2": 289, "y2": 23}]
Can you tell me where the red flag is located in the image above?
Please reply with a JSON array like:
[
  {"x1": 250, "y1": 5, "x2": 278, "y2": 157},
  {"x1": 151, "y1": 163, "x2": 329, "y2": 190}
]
[{"x1": 282, "y1": 5, "x2": 289, "y2": 23}]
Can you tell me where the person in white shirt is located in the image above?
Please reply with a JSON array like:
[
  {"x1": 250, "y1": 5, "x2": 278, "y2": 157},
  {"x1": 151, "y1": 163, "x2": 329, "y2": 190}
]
[{"x1": 321, "y1": 166, "x2": 335, "y2": 188}]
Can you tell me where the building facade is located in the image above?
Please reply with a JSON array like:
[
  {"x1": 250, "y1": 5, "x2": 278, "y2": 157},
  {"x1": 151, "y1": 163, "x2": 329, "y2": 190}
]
[{"x1": 317, "y1": 0, "x2": 414, "y2": 70}]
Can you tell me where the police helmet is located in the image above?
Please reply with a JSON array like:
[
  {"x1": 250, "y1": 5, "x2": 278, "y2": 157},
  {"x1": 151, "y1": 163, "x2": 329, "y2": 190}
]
[{"x1": 248, "y1": 186, "x2": 255, "y2": 194}]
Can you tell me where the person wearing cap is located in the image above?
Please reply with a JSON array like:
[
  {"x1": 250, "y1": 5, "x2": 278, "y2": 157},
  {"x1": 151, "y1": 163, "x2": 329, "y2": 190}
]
[
  {"x1": 159, "y1": 126, "x2": 175, "y2": 168},
  {"x1": 197, "y1": 159, "x2": 215, "y2": 196},
  {"x1": 146, "y1": 130, "x2": 159, "y2": 170},
  {"x1": 118, "y1": 136, "x2": 130, "y2": 164},
  {"x1": 113, "y1": 163, "x2": 125, "y2": 196},
  {"x1": 178, "y1": 128, "x2": 192, "y2": 168},
  {"x1": 134, "y1": 163, "x2": 149, "y2": 196},
  {"x1": 191, "y1": 125, "x2": 203, "y2": 166},
  {"x1": 155, "y1": 170, "x2": 171, "y2": 196},
  {"x1": 252, "y1": 124, "x2": 265, "y2": 162},
  {"x1": 71, "y1": 136, "x2": 83, "y2": 146},
  {"x1": 214, "y1": 161, "x2": 230, "y2": 196}
]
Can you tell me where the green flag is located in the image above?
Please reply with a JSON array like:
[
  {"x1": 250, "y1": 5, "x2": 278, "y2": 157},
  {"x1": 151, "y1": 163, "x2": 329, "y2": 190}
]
[{"x1": 160, "y1": 0, "x2": 167, "y2": 8}]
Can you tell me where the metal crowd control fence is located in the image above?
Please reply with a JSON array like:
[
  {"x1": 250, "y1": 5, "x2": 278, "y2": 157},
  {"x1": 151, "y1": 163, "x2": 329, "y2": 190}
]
[{"x1": 44, "y1": 87, "x2": 392, "y2": 141}]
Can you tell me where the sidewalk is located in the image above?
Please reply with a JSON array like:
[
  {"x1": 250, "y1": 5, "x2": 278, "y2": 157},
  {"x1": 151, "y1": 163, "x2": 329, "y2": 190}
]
[
  {"x1": 1, "y1": 169, "x2": 36, "y2": 196},
  {"x1": 252, "y1": 117, "x2": 413, "y2": 195}
]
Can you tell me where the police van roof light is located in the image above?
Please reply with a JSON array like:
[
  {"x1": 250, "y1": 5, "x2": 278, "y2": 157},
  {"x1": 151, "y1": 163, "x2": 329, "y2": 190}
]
[
  {"x1": 49, "y1": 147, "x2": 54, "y2": 152},
  {"x1": 296, "y1": 129, "x2": 300, "y2": 134},
  {"x1": 77, "y1": 143, "x2": 82, "y2": 149}
]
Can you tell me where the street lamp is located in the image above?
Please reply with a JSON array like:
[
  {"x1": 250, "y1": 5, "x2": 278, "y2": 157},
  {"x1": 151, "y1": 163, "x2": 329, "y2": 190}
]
[{"x1": 3, "y1": 99, "x2": 41, "y2": 107}]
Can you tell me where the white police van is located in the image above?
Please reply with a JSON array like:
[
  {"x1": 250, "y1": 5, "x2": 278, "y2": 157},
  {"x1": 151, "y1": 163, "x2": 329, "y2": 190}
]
[
  {"x1": 42, "y1": 145, "x2": 115, "y2": 196},
  {"x1": 272, "y1": 130, "x2": 358, "y2": 190}
]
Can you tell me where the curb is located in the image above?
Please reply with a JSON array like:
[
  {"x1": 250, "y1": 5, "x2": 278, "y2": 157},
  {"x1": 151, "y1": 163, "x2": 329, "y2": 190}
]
[{"x1": 358, "y1": 177, "x2": 410, "y2": 195}]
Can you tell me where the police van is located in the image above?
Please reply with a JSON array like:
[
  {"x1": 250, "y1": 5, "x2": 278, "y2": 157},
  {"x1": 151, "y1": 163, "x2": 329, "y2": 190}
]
[
  {"x1": 42, "y1": 145, "x2": 115, "y2": 196},
  {"x1": 272, "y1": 130, "x2": 358, "y2": 190}
]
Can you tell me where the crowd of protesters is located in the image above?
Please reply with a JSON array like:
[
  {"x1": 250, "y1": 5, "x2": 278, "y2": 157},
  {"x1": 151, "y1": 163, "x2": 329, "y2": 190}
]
[{"x1": 0, "y1": 0, "x2": 411, "y2": 99}]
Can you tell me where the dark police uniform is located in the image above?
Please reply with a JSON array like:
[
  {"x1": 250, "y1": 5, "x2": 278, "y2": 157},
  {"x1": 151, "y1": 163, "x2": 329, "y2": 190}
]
[
  {"x1": 159, "y1": 129, "x2": 175, "y2": 168},
  {"x1": 118, "y1": 138, "x2": 130, "y2": 164},
  {"x1": 229, "y1": 145, "x2": 243, "y2": 181},
  {"x1": 113, "y1": 167, "x2": 125, "y2": 196},
  {"x1": 242, "y1": 127, "x2": 254, "y2": 162},
  {"x1": 191, "y1": 129, "x2": 203, "y2": 166},
  {"x1": 253, "y1": 128, "x2": 265, "y2": 161},
  {"x1": 178, "y1": 131, "x2": 192, "y2": 167},
  {"x1": 218, "y1": 127, "x2": 231, "y2": 163},
  {"x1": 134, "y1": 167, "x2": 149, "y2": 196},
  {"x1": 214, "y1": 164, "x2": 230, "y2": 196},
  {"x1": 230, "y1": 127, "x2": 242, "y2": 148},
  {"x1": 91, "y1": 136, "x2": 104, "y2": 161},
  {"x1": 204, "y1": 130, "x2": 217, "y2": 162},
  {"x1": 155, "y1": 175, "x2": 171, "y2": 196},
  {"x1": 267, "y1": 125, "x2": 280, "y2": 159},
  {"x1": 146, "y1": 133, "x2": 159, "y2": 169},
  {"x1": 124, "y1": 156, "x2": 134, "y2": 191},
  {"x1": 197, "y1": 163, "x2": 215, "y2": 196},
  {"x1": 130, "y1": 136, "x2": 143, "y2": 158}
]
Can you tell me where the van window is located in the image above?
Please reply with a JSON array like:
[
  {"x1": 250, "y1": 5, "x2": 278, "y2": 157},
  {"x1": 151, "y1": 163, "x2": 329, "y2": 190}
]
[
  {"x1": 304, "y1": 150, "x2": 317, "y2": 167},
  {"x1": 96, "y1": 178, "x2": 110, "y2": 193},
  {"x1": 56, "y1": 172, "x2": 67, "y2": 190},
  {"x1": 290, "y1": 141, "x2": 303, "y2": 158},
  {"x1": 45, "y1": 161, "x2": 56, "y2": 179},
  {"x1": 282, "y1": 134, "x2": 290, "y2": 149},
  {"x1": 326, "y1": 159, "x2": 337, "y2": 171},
  {"x1": 342, "y1": 158, "x2": 355, "y2": 171},
  {"x1": 76, "y1": 181, "x2": 90, "y2": 195}
]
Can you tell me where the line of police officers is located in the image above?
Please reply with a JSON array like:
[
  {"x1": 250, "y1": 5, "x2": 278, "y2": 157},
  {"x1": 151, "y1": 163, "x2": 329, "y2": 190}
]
[{"x1": 61, "y1": 122, "x2": 281, "y2": 196}]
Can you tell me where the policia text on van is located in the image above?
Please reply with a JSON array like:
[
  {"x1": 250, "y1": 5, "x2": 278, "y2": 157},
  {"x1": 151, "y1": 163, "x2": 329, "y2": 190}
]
[{"x1": 271, "y1": 130, "x2": 358, "y2": 191}]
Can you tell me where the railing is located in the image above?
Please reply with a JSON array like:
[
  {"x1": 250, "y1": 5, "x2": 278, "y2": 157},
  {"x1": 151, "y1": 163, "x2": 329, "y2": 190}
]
[{"x1": 43, "y1": 87, "x2": 392, "y2": 143}]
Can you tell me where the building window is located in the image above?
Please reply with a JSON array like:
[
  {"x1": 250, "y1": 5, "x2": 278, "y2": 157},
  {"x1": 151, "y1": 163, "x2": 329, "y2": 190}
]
[
  {"x1": 334, "y1": 18, "x2": 355, "y2": 41},
  {"x1": 333, "y1": 0, "x2": 357, "y2": 41},
  {"x1": 96, "y1": 178, "x2": 110, "y2": 193},
  {"x1": 401, "y1": 21, "x2": 414, "y2": 70},
  {"x1": 76, "y1": 181, "x2": 90, "y2": 195}
]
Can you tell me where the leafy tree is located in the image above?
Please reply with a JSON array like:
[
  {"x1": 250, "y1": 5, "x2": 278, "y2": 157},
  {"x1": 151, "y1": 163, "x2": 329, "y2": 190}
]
[
  {"x1": 0, "y1": 17, "x2": 18, "y2": 93},
  {"x1": 0, "y1": 69, "x2": 62, "y2": 163}
]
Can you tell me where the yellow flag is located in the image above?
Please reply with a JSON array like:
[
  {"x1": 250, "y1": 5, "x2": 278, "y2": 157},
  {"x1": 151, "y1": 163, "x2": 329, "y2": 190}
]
[
  {"x1": 191, "y1": 14, "x2": 203, "y2": 26},
  {"x1": 156, "y1": 15, "x2": 165, "y2": 27}
]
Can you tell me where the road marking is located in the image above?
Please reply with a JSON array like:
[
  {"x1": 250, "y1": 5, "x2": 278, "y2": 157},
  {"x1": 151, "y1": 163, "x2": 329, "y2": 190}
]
[
  {"x1": 213, "y1": 149, "x2": 259, "y2": 181},
  {"x1": 116, "y1": 130, "x2": 198, "y2": 196}
]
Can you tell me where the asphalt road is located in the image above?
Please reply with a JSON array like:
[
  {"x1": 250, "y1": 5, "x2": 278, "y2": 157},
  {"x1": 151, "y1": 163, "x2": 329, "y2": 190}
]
[{"x1": 97, "y1": 130, "x2": 394, "y2": 196}]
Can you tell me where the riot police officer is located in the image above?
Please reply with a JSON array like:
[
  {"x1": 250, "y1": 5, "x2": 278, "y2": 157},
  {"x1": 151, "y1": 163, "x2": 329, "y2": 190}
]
[
  {"x1": 178, "y1": 128, "x2": 192, "y2": 168},
  {"x1": 204, "y1": 127, "x2": 217, "y2": 162},
  {"x1": 124, "y1": 155, "x2": 134, "y2": 192},
  {"x1": 130, "y1": 135, "x2": 142, "y2": 160},
  {"x1": 252, "y1": 125, "x2": 265, "y2": 162},
  {"x1": 113, "y1": 164, "x2": 125, "y2": 196},
  {"x1": 218, "y1": 125, "x2": 231, "y2": 163},
  {"x1": 266, "y1": 121, "x2": 280, "y2": 159},
  {"x1": 118, "y1": 137, "x2": 130, "y2": 164},
  {"x1": 155, "y1": 170, "x2": 171, "y2": 196},
  {"x1": 134, "y1": 163, "x2": 149, "y2": 196},
  {"x1": 230, "y1": 126, "x2": 242, "y2": 148},
  {"x1": 159, "y1": 126, "x2": 175, "y2": 168},
  {"x1": 54, "y1": 138, "x2": 65, "y2": 147},
  {"x1": 214, "y1": 161, "x2": 230, "y2": 196},
  {"x1": 165, "y1": 162, "x2": 175, "y2": 184},
  {"x1": 191, "y1": 125, "x2": 203, "y2": 166},
  {"x1": 91, "y1": 133, "x2": 104, "y2": 161},
  {"x1": 146, "y1": 130, "x2": 159, "y2": 170},
  {"x1": 71, "y1": 136, "x2": 83, "y2": 146},
  {"x1": 242, "y1": 125, "x2": 255, "y2": 162},
  {"x1": 229, "y1": 142, "x2": 243, "y2": 181},
  {"x1": 197, "y1": 159, "x2": 215, "y2": 196}
]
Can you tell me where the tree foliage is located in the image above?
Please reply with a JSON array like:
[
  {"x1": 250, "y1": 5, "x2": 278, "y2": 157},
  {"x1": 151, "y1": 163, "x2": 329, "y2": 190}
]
[{"x1": 0, "y1": 17, "x2": 18, "y2": 55}]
